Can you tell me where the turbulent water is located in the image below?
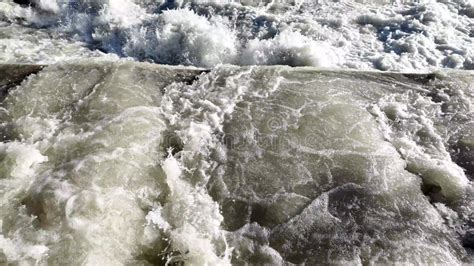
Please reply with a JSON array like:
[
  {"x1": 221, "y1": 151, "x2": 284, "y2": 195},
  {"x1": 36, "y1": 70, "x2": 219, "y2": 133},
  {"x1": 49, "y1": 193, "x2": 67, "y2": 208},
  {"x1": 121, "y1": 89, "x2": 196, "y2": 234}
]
[
  {"x1": 0, "y1": 62, "x2": 472, "y2": 265},
  {"x1": 0, "y1": 0, "x2": 474, "y2": 265},
  {"x1": 0, "y1": 0, "x2": 473, "y2": 70}
]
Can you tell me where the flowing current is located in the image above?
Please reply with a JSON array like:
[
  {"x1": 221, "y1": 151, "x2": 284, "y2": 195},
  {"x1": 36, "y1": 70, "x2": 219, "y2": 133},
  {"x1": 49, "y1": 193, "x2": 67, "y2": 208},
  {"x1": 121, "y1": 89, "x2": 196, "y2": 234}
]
[{"x1": 0, "y1": 0, "x2": 474, "y2": 265}]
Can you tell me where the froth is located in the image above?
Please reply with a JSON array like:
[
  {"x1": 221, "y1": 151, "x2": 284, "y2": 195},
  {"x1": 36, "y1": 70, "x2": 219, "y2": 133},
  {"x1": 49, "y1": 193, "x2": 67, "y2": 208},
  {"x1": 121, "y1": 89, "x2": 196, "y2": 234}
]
[{"x1": 2, "y1": 0, "x2": 472, "y2": 70}]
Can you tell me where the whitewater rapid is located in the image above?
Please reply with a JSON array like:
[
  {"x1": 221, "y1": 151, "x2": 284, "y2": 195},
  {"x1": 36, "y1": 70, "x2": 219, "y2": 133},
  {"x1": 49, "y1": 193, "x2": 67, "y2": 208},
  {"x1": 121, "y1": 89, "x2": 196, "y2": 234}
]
[
  {"x1": 1, "y1": 0, "x2": 474, "y2": 265},
  {"x1": 0, "y1": 62, "x2": 473, "y2": 264},
  {"x1": 0, "y1": 0, "x2": 473, "y2": 70}
]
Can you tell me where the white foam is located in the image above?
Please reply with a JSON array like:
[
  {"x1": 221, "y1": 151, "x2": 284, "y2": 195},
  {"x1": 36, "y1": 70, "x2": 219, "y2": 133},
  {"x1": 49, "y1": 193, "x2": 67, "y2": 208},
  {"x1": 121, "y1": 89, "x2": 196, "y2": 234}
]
[
  {"x1": 241, "y1": 29, "x2": 342, "y2": 67},
  {"x1": 370, "y1": 93, "x2": 470, "y2": 200},
  {"x1": 0, "y1": 141, "x2": 48, "y2": 262},
  {"x1": 1, "y1": 0, "x2": 473, "y2": 69},
  {"x1": 35, "y1": 0, "x2": 60, "y2": 14},
  {"x1": 144, "y1": 8, "x2": 237, "y2": 67},
  {"x1": 0, "y1": 142, "x2": 47, "y2": 179},
  {"x1": 147, "y1": 156, "x2": 231, "y2": 265}
]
